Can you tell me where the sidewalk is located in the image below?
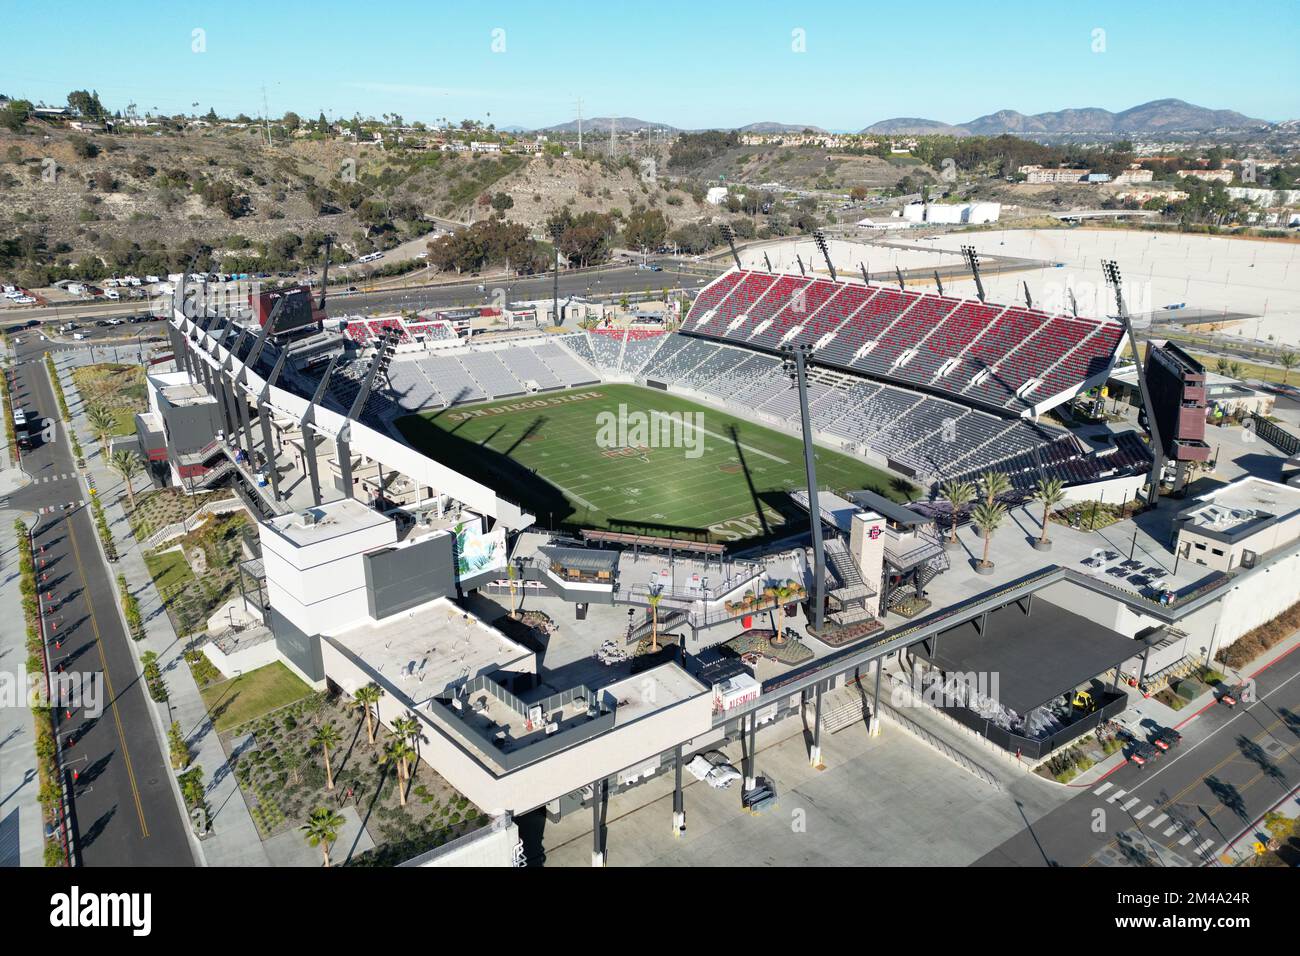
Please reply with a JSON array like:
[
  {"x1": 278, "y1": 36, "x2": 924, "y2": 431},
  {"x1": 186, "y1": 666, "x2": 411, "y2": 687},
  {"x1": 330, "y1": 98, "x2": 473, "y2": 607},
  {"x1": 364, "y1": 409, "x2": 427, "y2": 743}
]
[
  {"x1": 1, "y1": 342, "x2": 44, "y2": 867},
  {"x1": 53, "y1": 354, "x2": 269, "y2": 867}
]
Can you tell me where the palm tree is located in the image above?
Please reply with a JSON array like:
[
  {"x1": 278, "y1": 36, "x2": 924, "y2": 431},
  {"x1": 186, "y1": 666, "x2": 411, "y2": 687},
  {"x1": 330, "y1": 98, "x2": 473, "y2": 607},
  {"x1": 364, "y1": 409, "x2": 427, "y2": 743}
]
[
  {"x1": 1228, "y1": 361, "x2": 1244, "y2": 381},
  {"x1": 1280, "y1": 352, "x2": 1297, "y2": 385},
  {"x1": 382, "y1": 738, "x2": 417, "y2": 807},
  {"x1": 310, "y1": 721, "x2": 342, "y2": 791},
  {"x1": 977, "y1": 469, "x2": 1011, "y2": 507},
  {"x1": 85, "y1": 404, "x2": 115, "y2": 456},
  {"x1": 350, "y1": 683, "x2": 383, "y2": 745},
  {"x1": 1032, "y1": 477, "x2": 1066, "y2": 548},
  {"x1": 301, "y1": 806, "x2": 345, "y2": 868},
  {"x1": 647, "y1": 591, "x2": 663, "y2": 652},
  {"x1": 971, "y1": 500, "x2": 1007, "y2": 571},
  {"x1": 940, "y1": 479, "x2": 976, "y2": 544},
  {"x1": 506, "y1": 561, "x2": 519, "y2": 619},
  {"x1": 392, "y1": 714, "x2": 421, "y2": 757},
  {"x1": 1215, "y1": 357, "x2": 1230, "y2": 376},
  {"x1": 108, "y1": 449, "x2": 142, "y2": 509}
]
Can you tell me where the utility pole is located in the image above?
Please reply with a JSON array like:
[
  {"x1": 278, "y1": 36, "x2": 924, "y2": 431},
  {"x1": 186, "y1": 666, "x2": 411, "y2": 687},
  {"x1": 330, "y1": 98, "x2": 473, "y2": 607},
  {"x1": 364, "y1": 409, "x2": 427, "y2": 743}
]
[
  {"x1": 782, "y1": 344, "x2": 826, "y2": 634},
  {"x1": 576, "y1": 97, "x2": 583, "y2": 153}
]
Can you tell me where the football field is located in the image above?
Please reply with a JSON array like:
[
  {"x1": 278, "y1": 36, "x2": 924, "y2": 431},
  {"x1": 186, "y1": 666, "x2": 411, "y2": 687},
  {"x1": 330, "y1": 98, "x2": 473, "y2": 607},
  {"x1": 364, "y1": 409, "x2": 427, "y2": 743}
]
[{"x1": 396, "y1": 384, "x2": 912, "y2": 544}]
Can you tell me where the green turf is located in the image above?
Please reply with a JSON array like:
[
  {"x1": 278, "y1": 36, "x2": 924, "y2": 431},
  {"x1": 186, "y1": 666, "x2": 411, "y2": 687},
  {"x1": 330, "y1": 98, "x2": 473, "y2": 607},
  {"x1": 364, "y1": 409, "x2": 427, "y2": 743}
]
[
  {"x1": 199, "y1": 662, "x2": 312, "y2": 734},
  {"x1": 396, "y1": 384, "x2": 914, "y2": 544},
  {"x1": 142, "y1": 548, "x2": 194, "y2": 595}
]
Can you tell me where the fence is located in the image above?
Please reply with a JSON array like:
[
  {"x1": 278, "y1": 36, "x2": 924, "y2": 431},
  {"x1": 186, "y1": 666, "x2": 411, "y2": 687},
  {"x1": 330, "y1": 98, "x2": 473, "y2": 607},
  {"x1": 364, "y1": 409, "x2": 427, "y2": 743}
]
[{"x1": 1249, "y1": 413, "x2": 1300, "y2": 457}]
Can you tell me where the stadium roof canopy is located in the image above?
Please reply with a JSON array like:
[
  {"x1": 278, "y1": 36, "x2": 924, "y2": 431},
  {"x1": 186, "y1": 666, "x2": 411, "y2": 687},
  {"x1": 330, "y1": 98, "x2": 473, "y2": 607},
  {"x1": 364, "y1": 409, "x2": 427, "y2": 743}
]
[{"x1": 913, "y1": 598, "x2": 1140, "y2": 714}]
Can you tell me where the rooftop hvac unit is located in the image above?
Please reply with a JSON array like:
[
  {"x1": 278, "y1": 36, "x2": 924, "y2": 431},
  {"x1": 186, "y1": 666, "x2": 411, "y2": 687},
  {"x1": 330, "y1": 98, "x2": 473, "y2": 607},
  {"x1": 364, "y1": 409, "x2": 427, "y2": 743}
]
[{"x1": 298, "y1": 509, "x2": 321, "y2": 527}]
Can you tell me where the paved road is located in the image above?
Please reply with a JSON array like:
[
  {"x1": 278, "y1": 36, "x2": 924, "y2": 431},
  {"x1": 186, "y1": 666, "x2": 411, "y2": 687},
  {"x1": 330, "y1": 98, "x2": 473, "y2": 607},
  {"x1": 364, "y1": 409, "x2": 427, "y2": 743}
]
[
  {"x1": 976, "y1": 645, "x2": 1300, "y2": 867},
  {"x1": 4, "y1": 339, "x2": 194, "y2": 866},
  {"x1": 3, "y1": 262, "x2": 715, "y2": 329}
]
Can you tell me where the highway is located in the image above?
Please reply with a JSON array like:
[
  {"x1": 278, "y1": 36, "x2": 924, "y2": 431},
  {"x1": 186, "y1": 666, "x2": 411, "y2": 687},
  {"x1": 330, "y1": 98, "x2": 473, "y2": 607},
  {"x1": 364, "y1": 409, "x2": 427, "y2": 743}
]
[
  {"x1": 1, "y1": 262, "x2": 718, "y2": 330},
  {"x1": 976, "y1": 644, "x2": 1300, "y2": 867},
  {"x1": 3, "y1": 337, "x2": 194, "y2": 866}
]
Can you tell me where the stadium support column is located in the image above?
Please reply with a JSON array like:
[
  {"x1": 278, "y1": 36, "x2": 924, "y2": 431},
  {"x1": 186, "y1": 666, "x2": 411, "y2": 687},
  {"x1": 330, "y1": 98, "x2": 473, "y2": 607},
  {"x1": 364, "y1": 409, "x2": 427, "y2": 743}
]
[
  {"x1": 810, "y1": 683, "x2": 825, "y2": 768},
  {"x1": 304, "y1": 431, "x2": 323, "y2": 506},
  {"x1": 672, "y1": 746, "x2": 685, "y2": 836},
  {"x1": 870, "y1": 658, "x2": 882, "y2": 736},
  {"x1": 744, "y1": 711, "x2": 758, "y2": 792},
  {"x1": 235, "y1": 379, "x2": 257, "y2": 466},
  {"x1": 258, "y1": 403, "x2": 281, "y2": 502},
  {"x1": 591, "y1": 778, "x2": 606, "y2": 867}
]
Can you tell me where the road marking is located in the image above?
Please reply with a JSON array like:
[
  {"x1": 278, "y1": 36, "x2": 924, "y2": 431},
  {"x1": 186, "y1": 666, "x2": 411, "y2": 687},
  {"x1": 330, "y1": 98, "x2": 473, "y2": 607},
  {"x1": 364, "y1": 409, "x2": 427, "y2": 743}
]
[
  {"x1": 1164, "y1": 825, "x2": 1179, "y2": 837},
  {"x1": 1134, "y1": 805, "x2": 1153, "y2": 820},
  {"x1": 65, "y1": 515, "x2": 150, "y2": 840},
  {"x1": 1194, "y1": 838, "x2": 1216, "y2": 854},
  {"x1": 1106, "y1": 789, "x2": 1127, "y2": 803},
  {"x1": 1148, "y1": 813, "x2": 1168, "y2": 828},
  {"x1": 1177, "y1": 834, "x2": 1193, "y2": 846},
  {"x1": 1093, "y1": 782, "x2": 1112, "y2": 796},
  {"x1": 1121, "y1": 797, "x2": 1140, "y2": 811}
]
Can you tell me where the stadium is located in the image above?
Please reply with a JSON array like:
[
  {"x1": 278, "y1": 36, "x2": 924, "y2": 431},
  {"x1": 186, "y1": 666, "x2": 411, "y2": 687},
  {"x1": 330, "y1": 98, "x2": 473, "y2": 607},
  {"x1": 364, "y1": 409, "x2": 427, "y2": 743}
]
[
  {"x1": 139, "y1": 243, "x2": 1300, "y2": 863},
  {"x1": 310, "y1": 265, "x2": 1148, "y2": 547}
]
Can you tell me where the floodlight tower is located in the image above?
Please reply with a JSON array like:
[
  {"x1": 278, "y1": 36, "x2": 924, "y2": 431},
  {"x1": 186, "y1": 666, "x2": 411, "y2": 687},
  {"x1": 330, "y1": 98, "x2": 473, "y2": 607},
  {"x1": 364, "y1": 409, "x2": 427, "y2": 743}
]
[
  {"x1": 894, "y1": 265, "x2": 905, "y2": 290},
  {"x1": 1104, "y1": 259, "x2": 1164, "y2": 507},
  {"x1": 718, "y1": 222, "x2": 742, "y2": 271},
  {"x1": 762, "y1": 252, "x2": 773, "y2": 274},
  {"x1": 316, "y1": 234, "x2": 335, "y2": 312},
  {"x1": 548, "y1": 220, "x2": 564, "y2": 326},
  {"x1": 933, "y1": 269, "x2": 945, "y2": 297},
  {"x1": 860, "y1": 262, "x2": 870, "y2": 285},
  {"x1": 795, "y1": 255, "x2": 806, "y2": 277},
  {"x1": 812, "y1": 228, "x2": 836, "y2": 281},
  {"x1": 780, "y1": 343, "x2": 826, "y2": 635},
  {"x1": 1022, "y1": 280, "x2": 1033, "y2": 310},
  {"x1": 961, "y1": 244, "x2": 986, "y2": 303}
]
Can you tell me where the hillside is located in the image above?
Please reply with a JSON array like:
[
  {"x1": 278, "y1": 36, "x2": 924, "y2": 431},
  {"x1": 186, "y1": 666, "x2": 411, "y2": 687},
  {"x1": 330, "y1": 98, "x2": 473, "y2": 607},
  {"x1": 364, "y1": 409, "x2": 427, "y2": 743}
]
[
  {"x1": 671, "y1": 144, "x2": 932, "y2": 191},
  {"x1": 0, "y1": 125, "x2": 701, "y2": 281}
]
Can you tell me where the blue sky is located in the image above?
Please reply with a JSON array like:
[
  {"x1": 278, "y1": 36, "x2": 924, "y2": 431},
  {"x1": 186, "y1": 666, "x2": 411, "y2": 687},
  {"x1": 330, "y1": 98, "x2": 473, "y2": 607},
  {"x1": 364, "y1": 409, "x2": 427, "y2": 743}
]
[{"x1": 3, "y1": 0, "x2": 1297, "y2": 129}]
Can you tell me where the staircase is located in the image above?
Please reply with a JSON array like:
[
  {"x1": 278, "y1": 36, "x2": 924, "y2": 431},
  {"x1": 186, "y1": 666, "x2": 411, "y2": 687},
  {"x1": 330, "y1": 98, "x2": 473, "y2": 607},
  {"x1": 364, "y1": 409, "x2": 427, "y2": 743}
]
[{"x1": 625, "y1": 607, "x2": 688, "y2": 645}]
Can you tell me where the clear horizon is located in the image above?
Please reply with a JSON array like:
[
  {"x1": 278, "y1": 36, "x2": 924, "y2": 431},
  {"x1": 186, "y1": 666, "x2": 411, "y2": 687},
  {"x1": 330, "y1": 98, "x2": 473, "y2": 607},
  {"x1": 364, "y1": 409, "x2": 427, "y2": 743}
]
[{"x1": 2, "y1": 0, "x2": 1297, "y2": 129}]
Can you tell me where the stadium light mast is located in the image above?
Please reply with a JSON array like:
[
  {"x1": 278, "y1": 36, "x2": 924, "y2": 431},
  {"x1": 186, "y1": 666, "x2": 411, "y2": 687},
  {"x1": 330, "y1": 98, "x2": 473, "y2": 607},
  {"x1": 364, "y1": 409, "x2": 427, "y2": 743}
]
[
  {"x1": 860, "y1": 262, "x2": 870, "y2": 285},
  {"x1": 1103, "y1": 259, "x2": 1164, "y2": 507},
  {"x1": 316, "y1": 235, "x2": 334, "y2": 313},
  {"x1": 961, "y1": 245, "x2": 985, "y2": 303},
  {"x1": 894, "y1": 265, "x2": 905, "y2": 290},
  {"x1": 795, "y1": 254, "x2": 806, "y2": 277},
  {"x1": 933, "y1": 269, "x2": 944, "y2": 297},
  {"x1": 812, "y1": 228, "x2": 836, "y2": 281},
  {"x1": 781, "y1": 343, "x2": 826, "y2": 635},
  {"x1": 718, "y1": 222, "x2": 743, "y2": 271},
  {"x1": 548, "y1": 221, "x2": 564, "y2": 327},
  {"x1": 762, "y1": 252, "x2": 773, "y2": 274},
  {"x1": 1022, "y1": 280, "x2": 1033, "y2": 310}
]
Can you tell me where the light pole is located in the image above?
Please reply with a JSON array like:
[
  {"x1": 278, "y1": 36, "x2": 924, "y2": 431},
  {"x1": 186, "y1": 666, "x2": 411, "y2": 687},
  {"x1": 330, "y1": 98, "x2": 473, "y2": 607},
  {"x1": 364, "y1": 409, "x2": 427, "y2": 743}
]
[{"x1": 782, "y1": 343, "x2": 826, "y2": 634}]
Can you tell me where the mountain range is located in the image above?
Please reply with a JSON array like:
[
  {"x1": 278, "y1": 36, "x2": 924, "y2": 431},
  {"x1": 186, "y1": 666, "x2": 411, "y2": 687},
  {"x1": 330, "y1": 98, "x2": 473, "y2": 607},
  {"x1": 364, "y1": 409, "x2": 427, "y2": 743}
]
[
  {"x1": 860, "y1": 99, "x2": 1270, "y2": 137},
  {"x1": 531, "y1": 100, "x2": 1277, "y2": 138}
]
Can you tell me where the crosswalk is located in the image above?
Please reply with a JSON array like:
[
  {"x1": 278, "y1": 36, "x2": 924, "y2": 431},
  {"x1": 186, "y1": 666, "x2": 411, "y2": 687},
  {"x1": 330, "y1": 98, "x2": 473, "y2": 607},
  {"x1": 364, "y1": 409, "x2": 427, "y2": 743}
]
[
  {"x1": 1090, "y1": 778, "x2": 1218, "y2": 861},
  {"x1": 37, "y1": 500, "x2": 85, "y2": 515},
  {"x1": 33, "y1": 473, "x2": 77, "y2": 483}
]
